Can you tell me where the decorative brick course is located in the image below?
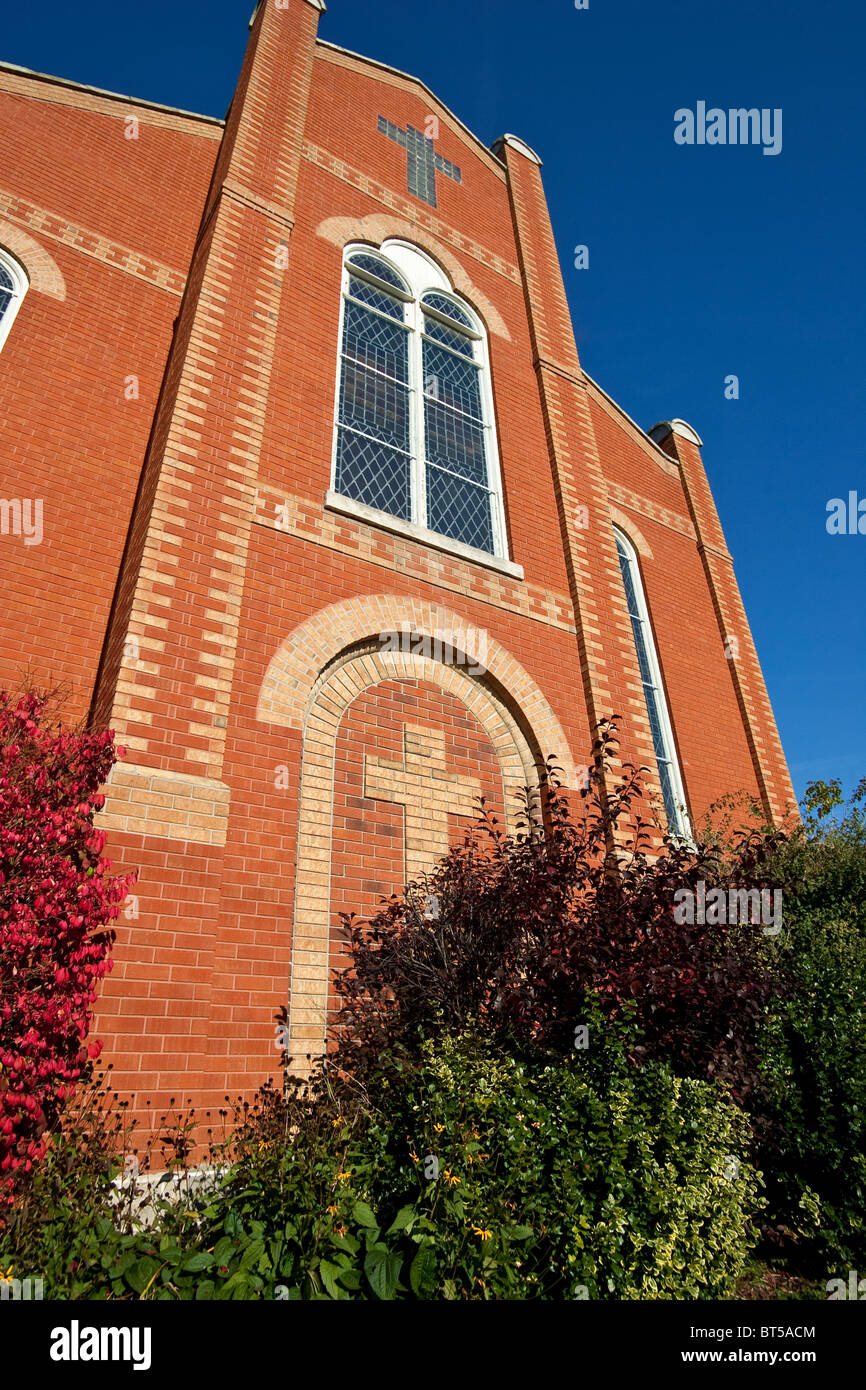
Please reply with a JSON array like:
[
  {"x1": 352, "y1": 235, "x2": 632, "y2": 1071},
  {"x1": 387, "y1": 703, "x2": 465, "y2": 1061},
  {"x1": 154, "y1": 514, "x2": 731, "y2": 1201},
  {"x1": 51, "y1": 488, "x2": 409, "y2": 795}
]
[{"x1": 0, "y1": 189, "x2": 187, "y2": 296}]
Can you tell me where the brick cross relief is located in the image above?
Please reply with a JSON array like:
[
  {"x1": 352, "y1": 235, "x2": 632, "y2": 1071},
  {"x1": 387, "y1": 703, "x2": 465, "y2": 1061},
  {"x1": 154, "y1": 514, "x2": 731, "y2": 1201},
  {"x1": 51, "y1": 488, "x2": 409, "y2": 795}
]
[
  {"x1": 377, "y1": 116, "x2": 462, "y2": 208},
  {"x1": 364, "y1": 724, "x2": 481, "y2": 883}
]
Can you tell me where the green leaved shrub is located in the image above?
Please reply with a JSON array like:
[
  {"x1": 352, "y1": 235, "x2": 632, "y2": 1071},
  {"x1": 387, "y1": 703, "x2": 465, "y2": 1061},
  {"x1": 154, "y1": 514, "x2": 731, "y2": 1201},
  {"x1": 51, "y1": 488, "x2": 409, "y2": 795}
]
[{"x1": 749, "y1": 781, "x2": 866, "y2": 1271}]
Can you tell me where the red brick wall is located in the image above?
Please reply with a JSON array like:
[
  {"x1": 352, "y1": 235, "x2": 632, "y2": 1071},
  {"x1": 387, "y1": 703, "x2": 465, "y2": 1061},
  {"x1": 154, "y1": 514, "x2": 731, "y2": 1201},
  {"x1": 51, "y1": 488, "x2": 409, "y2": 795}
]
[{"x1": 0, "y1": 70, "x2": 218, "y2": 719}]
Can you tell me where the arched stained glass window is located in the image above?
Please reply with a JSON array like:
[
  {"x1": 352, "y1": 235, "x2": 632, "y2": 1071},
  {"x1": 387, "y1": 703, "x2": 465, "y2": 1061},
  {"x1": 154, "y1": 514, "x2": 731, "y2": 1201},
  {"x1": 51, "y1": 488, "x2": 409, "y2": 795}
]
[
  {"x1": 615, "y1": 527, "x2": 691, "y2": 837},
  {"x1": 0, "y1": 250, "x2": 27, "y2": 351},
  {"x1": 332, "y1": 242, "x2": 507, "y2": 560}
]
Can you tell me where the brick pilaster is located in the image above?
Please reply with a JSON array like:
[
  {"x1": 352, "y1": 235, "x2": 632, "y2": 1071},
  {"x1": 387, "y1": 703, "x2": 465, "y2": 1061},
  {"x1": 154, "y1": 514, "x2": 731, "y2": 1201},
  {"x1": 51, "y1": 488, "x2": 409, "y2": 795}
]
[
  {"x1": 650, "y1": 420, "x2": 796, "y2": 824},
  {"x1": 92, "y1": 0, "x2": 324, "y2": 840},
  {"x1": 494, "y1": 134, "x2": 669, "y2": 831}
]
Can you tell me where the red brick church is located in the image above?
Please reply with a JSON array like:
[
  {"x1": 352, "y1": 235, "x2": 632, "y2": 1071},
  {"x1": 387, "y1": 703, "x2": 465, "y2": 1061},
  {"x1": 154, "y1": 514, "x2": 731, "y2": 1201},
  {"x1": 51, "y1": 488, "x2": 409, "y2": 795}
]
[{"x1": 0, "y1": 0, "x2": 794, "y2": 1121}]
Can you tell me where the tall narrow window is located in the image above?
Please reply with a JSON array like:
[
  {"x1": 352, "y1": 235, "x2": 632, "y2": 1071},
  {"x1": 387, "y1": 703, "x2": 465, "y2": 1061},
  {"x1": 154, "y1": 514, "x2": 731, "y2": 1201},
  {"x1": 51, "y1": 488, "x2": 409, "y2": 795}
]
[
  {"x1": 335, "y1": 252, "x2": 412, "y2": 520},
  {"x1": 0, "y1": 249, "x2": 28, "y2": 352},
  {"x1": 615, "y1": 528, "x2": 690, "y2": 837},
  {"x1": 332, "y1": 241, "x2": 507, "y2": 561},
  {"x1": 422, "y1": 292, "x2": 493, "y2": 553}
]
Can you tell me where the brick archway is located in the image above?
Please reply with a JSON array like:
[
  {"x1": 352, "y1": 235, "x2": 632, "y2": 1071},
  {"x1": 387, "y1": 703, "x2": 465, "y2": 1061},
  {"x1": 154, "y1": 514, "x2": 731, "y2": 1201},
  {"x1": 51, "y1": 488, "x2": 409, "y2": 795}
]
[
  {"x1": 256, "y1": 599, "x2": 577, "y2": 1070},
  {"x1": 285, "y1": 645, "x2": 539, "y2": 1069},
  {"x1": 257, "y1": 593, "x2": 578, "y2": 786}
]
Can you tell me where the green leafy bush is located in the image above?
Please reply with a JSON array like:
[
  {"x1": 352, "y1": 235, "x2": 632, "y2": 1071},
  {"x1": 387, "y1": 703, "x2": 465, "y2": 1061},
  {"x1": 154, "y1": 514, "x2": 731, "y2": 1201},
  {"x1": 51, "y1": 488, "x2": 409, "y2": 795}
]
[
  {"x1": 172, "y1": 1023, "x2": 762, "y2": 1300},
  {"x1": 317, "y1": 1025, "x2": 763, "y2": 1300},
  {"x1": 751, "y1": 780, "x2": 866, "y2": 1269},
  {"x1": 0, "y1": 1020, "x2": 762, "y2": 1300}
]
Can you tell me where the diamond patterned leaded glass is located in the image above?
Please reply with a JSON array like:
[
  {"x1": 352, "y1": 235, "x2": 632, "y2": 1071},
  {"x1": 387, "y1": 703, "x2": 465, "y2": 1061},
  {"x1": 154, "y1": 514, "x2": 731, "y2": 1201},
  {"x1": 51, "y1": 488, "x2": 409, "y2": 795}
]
[
  {"x1": 334, "y1": 244, "x2": 501, "y2": 561},
  {"x1": 422, "y1": 335, "x2": 493, "y2": 548},
  {"x1": 422, "y1": 312, "x2": 473, "y2": 358},
  {"x1": 0, "y1": 263, "x2": 14, "y2": 324},
  {"x1": 346, "y1": 252, "x2": 409, "y2": 294},
  {"x1": 421, "y1": 293, "x2": 474, "y2": 330},
  {"x1": 426, "y1": 466, "x2": 493, "y2": 553},
  {"x1": 336, "y1": 278, "x2": 411, "y2": 518}
]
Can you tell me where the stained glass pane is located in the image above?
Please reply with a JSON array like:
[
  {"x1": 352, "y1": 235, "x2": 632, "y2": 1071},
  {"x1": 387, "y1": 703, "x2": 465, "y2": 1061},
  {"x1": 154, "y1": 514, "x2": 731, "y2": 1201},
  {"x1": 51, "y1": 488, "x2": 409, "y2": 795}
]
[
  {"x1": 0, "y1": 264, "x2": 15, "y2": 324},
  {"x1": 336, "y1": 272, "x2": 411, "y2": 521},
  {"x1": 342, "y1": 299, "x2": 409, "y2": 381},
  {"x1": 424, "y1": 398, "x2": 487, "y2": 483},
  {"x1": 421, "y1": 292, "x2": 474, "y2": 329},
  {"x1": 657, "y1": 761, "x2": 680, "y2": 831},
  {"x1": 422, "y1": 313, "x2": 473, "y2": 358},
  {"x1": 422, "y1": 341, "x2": 483, "y2": 421},
  {"x1": 335, "y1": 429, "x2": 411, "y2": 520},
  {"x1": 347, "y1": 275, "x2": 404, "y2": 322},
  {"x1": 339, "y1": 356, "x2": 410, "y2": 451},
  {"x1": 346, "y1": 253, "x2": 408, "y2": 293},
  {"x1": 426, "y1": 465, "x2": 493, "y2": 553},
  {"x1": 616, "y1": 536, "x2": 685, "y2": 833}
]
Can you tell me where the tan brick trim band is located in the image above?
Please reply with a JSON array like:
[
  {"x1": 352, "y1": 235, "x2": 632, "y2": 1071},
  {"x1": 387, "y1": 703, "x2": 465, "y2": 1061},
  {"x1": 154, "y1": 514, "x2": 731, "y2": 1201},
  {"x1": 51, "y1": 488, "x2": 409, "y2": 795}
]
[
  {"x1": 306, "y1": 149, "x2": 520, "y2": 287},
  {"x1": 99, "y1": 764, "x2": 230, "y2": 845},
  {"x1": 606, "y1": 482, "x2": 697, "y2": 544},
  {"x1": 254, "y1": 484, "x2": 574, "y2": 632},
  {"x1": 0, "y1": 189, "x2": 187, "y2": 296}
]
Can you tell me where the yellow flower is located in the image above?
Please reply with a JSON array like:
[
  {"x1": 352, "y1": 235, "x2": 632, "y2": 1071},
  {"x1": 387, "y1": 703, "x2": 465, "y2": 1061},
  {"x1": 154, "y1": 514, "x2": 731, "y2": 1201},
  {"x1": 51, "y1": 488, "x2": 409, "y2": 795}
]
[
  {"x1": 335, "y1": 1225, "x2": 347, "y2": 1237},
  {"x1": 332, "y1": 1115, "x2": 344, "y2": 1128},
  {"x1": 472, "y1": 1226, "x2": 493, "y2": 1241},
  {"x1": 327, "y1": 1204, "x2": 339, "y2": 1215},
  {"x1": 443, "y1": 1169, "x2": 460, "y2": 1186},
  {"x1": 409, "y1": 1150, "x2": 419, "y2": 1163},
  {"x1": 336, "y1": 1171, "x2": 352, "y2": 1181},
  {"x1": 0, "y1": 1265, "x2": 13, "y2": 1285},
  {"x1": 433, "y1": 1123, "x2": 445, "y2": 1134}
]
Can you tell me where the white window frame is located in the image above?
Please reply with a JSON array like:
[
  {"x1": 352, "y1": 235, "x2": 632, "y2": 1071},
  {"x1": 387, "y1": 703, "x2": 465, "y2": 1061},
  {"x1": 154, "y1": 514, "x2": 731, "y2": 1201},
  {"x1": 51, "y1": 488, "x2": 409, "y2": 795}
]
[
  {"x1": 0, "y1": 247, "x2": 28, "y2": 353},
  {"x1": 614, "y1": 526, "x2": 691, "y2": 839},
  {"x1": 329, "y1": 239, "x2": 511, "y2": 565}
]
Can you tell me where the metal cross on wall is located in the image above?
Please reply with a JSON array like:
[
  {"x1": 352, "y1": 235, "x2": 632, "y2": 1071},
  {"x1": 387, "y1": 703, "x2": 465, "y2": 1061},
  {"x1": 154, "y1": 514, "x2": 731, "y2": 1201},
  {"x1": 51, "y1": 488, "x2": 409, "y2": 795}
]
[{"x1": 378, "y1": 116, "x2": 462, "y2": 209}]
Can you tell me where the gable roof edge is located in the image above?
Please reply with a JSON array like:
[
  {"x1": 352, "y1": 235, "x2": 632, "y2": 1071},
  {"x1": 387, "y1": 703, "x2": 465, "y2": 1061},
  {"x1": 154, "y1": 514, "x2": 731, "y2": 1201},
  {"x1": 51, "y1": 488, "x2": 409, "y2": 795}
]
[
  {"x1": 0, "y1": 60, "x2": 223, "y2": 128},
  {"x1": 315, "y1": 39, "x2": 506, "y2": 175}
]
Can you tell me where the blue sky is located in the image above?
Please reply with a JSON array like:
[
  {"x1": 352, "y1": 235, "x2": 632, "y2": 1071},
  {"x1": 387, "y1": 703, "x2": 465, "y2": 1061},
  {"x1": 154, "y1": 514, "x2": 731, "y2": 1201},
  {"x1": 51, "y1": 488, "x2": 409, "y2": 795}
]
[{"x1": 4, "y1": 0, "x2": 863, "y2": 803}]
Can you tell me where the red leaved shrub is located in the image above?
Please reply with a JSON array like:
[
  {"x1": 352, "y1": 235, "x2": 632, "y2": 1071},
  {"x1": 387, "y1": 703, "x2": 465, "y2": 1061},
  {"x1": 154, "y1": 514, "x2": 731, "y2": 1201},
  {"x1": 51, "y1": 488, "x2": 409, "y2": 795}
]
[
  {"x1": 0, "y1": 688, "x2": 135, "y2": 1209},
  {"x1": 334, "y1": 720, "x2": 788, "y2": 1101}
]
